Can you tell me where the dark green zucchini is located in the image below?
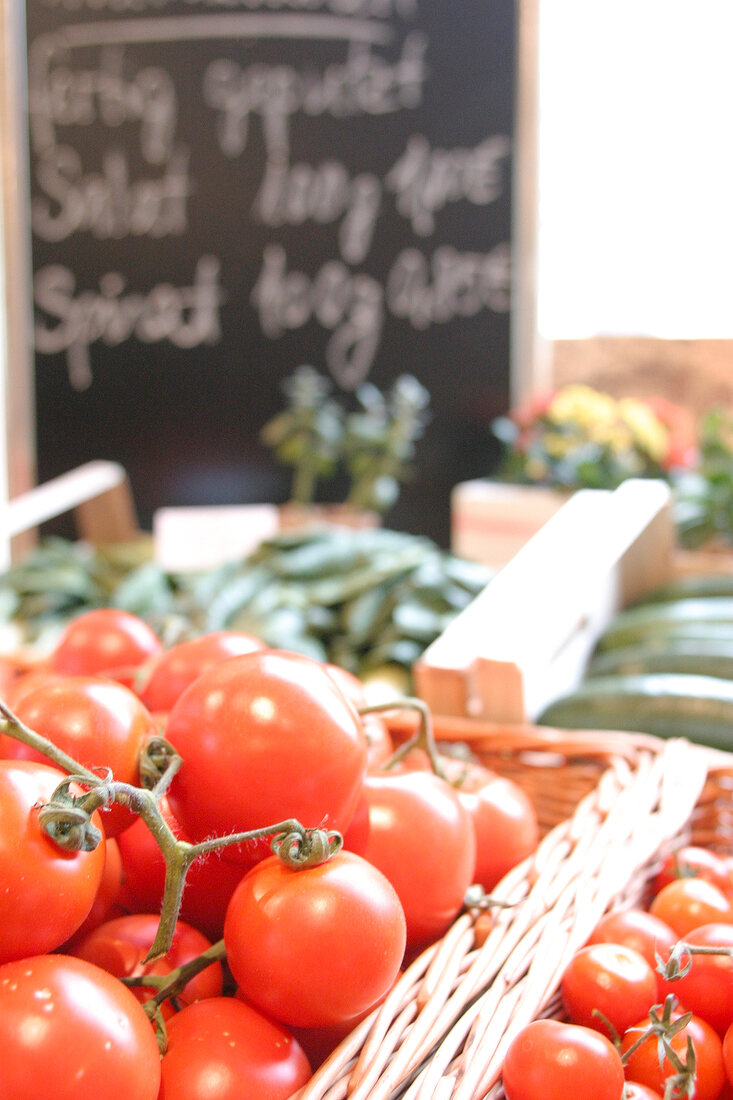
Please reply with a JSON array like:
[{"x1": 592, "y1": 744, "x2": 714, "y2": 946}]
[
  {"x1": 633, "y1": 573, "x2": 733, "y2": 606},
  {"x1": 596, "y1": 598, "x2": 733, "y2": 652},
  {"x1": 537, "y1": 673, "x2": 733, "y2": 750},
  {"x1": 587, "y1": 640, "x2": 733, "y2": 681}
]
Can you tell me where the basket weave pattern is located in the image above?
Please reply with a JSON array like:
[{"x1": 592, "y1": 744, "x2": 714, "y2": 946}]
[{"x1": 293, "y1": 721, "x2": 733, "y2": 1100}]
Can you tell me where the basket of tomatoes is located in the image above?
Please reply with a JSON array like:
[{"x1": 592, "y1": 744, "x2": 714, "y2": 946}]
[{"x1": 1, "y1": 607, "x2": 733, "y2": 1100}]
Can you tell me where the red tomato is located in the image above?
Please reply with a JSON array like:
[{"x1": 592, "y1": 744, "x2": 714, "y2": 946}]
[
  {"x1": 653, "y1": 845, "x2": 733, "y2": 897},
  {"x1": 50, "y1": 607, "x2": 162, "y2": 680},
  {"x1": 361, "y1": 712, "x2": 395, "y2": 770},
  {"x1": 560, "y1": 942, "x2": 658, "y2": 1037},
  {"x1": 724, "y1": 1020, "x2": 733, "y2": 1086},
  {"x1": 378, "y1": 749, "x2": 538, "y2": 890},
  {"x1": 0, "y1": 953, "x2": 161, "y2": 1099},
  {"x1": 502, "y1": 1018, "x2": 625, "y2": 1100},
  {"x1": 340, "y1": 785, "x2": 371, "y2": 856},
  {"x1": 71, "y1": 913, "x2": 223, "y2": 1018},
  {"x1": 621, "y1": 1007, "x2": 725, "y2": 1100},
  {"x1": 624, "y1": 1085, "x2": 663, "y2": 1100},
  {"x1": 453, "y1": 768, "x2": 538, "y2": 891},
  {"x1": 361, "y1": 769, "x2": 476, "y2": 949},
  {"x1": 138, "y1": 630, "x2": 265, "y2": 713},
  {"x1": 224, "y1": 850, "x2": 406, "y2": 1029},
  {"x1": 8, "y1": 676, "x2": 157, "y2": 837},
  {"x1": 165, "y1": 650, "x2": 367, "y2": 862},
  {"x1": 116, "y1": 796, "x2": 246, "y2": 942},
  {"x1": 159, "y1": 996, "x2": 312, "y2": 1100},
  {"x1": 649, "y1": 876, "x2": 733, "y2": 937},
  {"x1": 1, "y1": 664, "x2": 61, "y2": 709},
  {"x1": 587, "y1": 907, "x2": 678, "y2": 999},
  {"x1": 0, "y1": 759, "x2": 106, "y2": 963},
  {"x1": 61, "y1": 836, "x2": 127, "y2": 948},
  {"x1": 657, "y1": 922, "x2": 733, "y2": 1035}
]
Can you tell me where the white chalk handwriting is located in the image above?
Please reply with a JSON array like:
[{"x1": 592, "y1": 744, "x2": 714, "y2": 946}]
[{"x1": 33, "y1": 257, "x2": 225, "y2": 389}]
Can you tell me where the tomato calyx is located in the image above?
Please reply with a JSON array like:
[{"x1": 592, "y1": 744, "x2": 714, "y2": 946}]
[
  {"x1": 271, "y1": 824, "x2": 343, "y2": 868},
  {"x1": 621, "y1": 996, "x2": 696, "y2": 1100},
  {"x1": 36, "y1": 774, "x2": 106, "y2": 851},
  {"x1": 138, "y1": 736, "x2": 184, "y2": 791},
  {"x1": 660, "y1": 938, "x2": 733, "y2": 982}
]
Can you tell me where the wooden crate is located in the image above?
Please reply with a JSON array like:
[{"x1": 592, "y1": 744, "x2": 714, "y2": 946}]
[{"x1": 415, "y1": 479, "x2": 678, "y2": 724}]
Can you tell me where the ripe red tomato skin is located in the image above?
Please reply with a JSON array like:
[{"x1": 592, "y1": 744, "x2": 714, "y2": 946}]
[
  {"x1": 61, "y1": 836, "x2": 126, "y2": 949},
  {"x1": 159, "y1": 996, "x2": 312, "y2": 1100},
  {"x1": 502, "y1": 1018, "x2": 625, "y2": 1100},
  {"x1": 0, "y1": 953, "x2": 161, "y2": 1100},
  {"x1": 649, "y1": 875, "x2": 733, "y2": 937},
  {"x1": 653, "y1": 845, "x2": 733, "y2": 897},
  {"x1": 587, "y1": 907, "x2": 678, "y2": 1000},
  {"x1": 657, "y1": 922, "x2": 733, "y2": 1035},
  {"x1": 138, "y1": 630, "x2": 265, "y2": 713},
  {"x1": 561, "y1": 942, "x2": 658, "y2": 1037},
  {"x1": 224, "y1": 850, "x2": 406, "y2": 1030},
  {"x1": 9, "y1": 676, "x2": 157, "y2": 837},
  {"x1": 724, "y1": 1020, "x2": 733, "y2": 1086},
  {"x1": 0, "y1": 759, "x2": 107, "y2": 963},
  {"x1": 623, "y1": 1085, "x2": 663, "y2": 1100},
  {"x1": 621, "y1": 1008, "x2": 725, "y2": 1100},
  {"x1": 71, "y1": 913, "x2": 223, "y2": 1018},
  {"x1": 455, "y1": 773, "x2": 538, "y2": 891},
  {"x1": 380, "y1": 750, "x2": 537, "y2": 891},
  {"x1": 50, "y1": 607, "x2": 162, "y2": 678},
  {"x1": 361, "y1": 770, "x2": 476, "y2": 950},
  {"x1": 165, "y1": 650, "x2": 367, "y2": 861}
]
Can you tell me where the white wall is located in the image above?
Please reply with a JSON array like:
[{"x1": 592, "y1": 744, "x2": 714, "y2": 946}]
[{"x1": 537, "y1": 0, "x2": 733, "y2": 340}]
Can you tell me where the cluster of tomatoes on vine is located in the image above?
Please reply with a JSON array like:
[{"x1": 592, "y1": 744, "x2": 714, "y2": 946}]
[
  {"x1": 503, "y1": 843, "x2": 733, "y2": 1100},
  {"x1": 0, "y1": 606, "x2": 539, "y2": 1099}
]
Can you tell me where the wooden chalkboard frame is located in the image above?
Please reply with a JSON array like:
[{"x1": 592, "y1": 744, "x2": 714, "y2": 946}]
[{"x1": 2, "y1": 0, "x2": 541, "y2": 560}]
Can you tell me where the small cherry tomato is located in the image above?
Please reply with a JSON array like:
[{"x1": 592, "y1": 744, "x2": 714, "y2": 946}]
[
  {"x1": 621, "y1": 1006, "x2": 725, "y2": 1100},
  {"x1": 50, "y1": 607, "x2": 162, "y2": 680},
  {"x1": 361, "y1": 769, "x2": 476, "y2": 950},
  {"x1": 587, "y1": 907, "x2": 678, "y2": 1000},
  {"x1": 224, "y1": 850, "x2": 406, "y2": 1030},
  {"x1": 159, "y1": 996, "x2": 312, "y2": 1100},
  {"x1": 61, "y1": 836, "x2": 127, "y2": 949},
  {"x1": 0, "y1": 953, "x2": 161, "y2": 1099},
  {"x1": 623, "y1": 1085, "x2": 663, "y2": 1100},
  {"x1": 649, "y1": 876, "x2": 733, "y2": 938},
  {"x1": 9, "y1": 676, "x2": 157, "y2": 837},
  {"x1": 138, "y1": 630, "x2": 265, "y2": 713},
  {"x1": 502, "y1": 1018, "x2": 625, "y2": 1100},
  {"x1": 561, "y1": 942, "x2": 658, "y2": 1037},
  {"x1": 653, "y1": 845, "x2": 733, "y2": 897},
  {"x1": 71, "y1": 912, "x2": 223, "y2": 1018},
  {"x1": 323, "y1": 664, "x2": 394, "y2": 769},
  {"x1": 723, "y1": 1019, "x2": 733, "y2": 1086},
  {"x1": 0, "y1": 759, "x2": 107, "y2": 963},
  {"x1": 657, "y1": 922, "x2": 733, "y2": 1035}
]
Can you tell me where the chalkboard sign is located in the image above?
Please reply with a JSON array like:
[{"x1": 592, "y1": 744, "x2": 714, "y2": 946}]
[{"x1": 25, "y1": 0, "x2": 515, "y2": 547}]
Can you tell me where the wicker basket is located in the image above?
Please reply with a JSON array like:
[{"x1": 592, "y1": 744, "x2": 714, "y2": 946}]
[{"x1": 292, "y1": 717, "x2": 733, "y2": 1100}]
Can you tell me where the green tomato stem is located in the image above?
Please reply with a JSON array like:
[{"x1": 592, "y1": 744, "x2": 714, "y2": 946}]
[{"x1": 359, "y1": 696, "x2": 447, "y2": 781}]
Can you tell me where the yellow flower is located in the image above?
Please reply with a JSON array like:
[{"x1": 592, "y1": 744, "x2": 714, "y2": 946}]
[
  {"x1": 543, "y1": 431, "x2": 574, "y2": 458},
  {"x1": 547, "y1": 385, "x2": 617, "y2": 432},
  {"x1": 618, "y1": 399, "x2": 668, "y2": 462}
]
